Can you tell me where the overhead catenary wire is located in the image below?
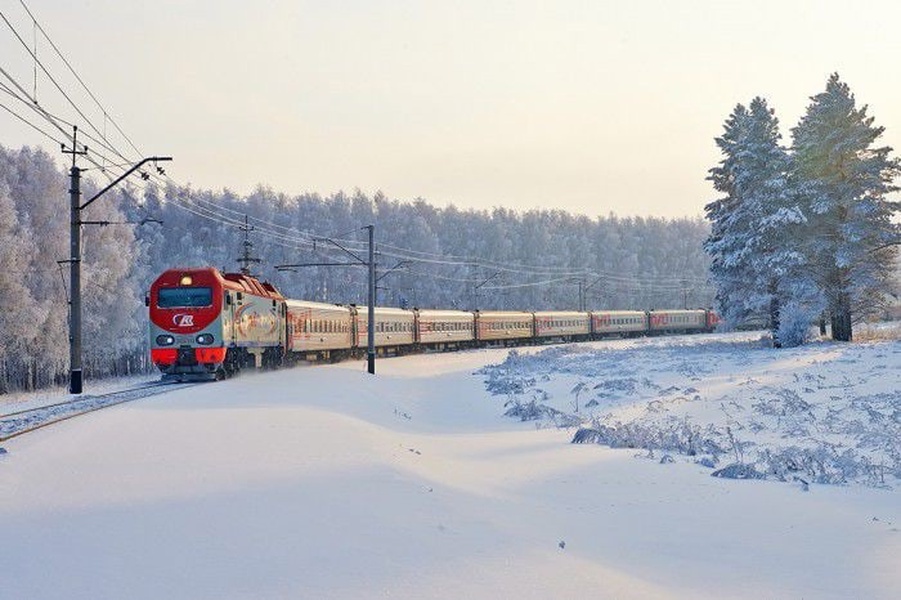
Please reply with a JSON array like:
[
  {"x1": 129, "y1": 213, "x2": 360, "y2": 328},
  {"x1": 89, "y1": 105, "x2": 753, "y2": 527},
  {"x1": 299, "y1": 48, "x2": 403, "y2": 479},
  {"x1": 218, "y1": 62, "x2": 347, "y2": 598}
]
[
  {"x1": 0, "y1": 97, "x2": 60, "y2": 145},
  {"x1": 0, "y1": 10, "x2": 128, "y2": 163},
  {"x1": 15, "y1": 0, "x2": 143, "y2": 159},
  {"x1": 0, "y1": 6, "x2": 712, "y2": 301},
  {"x1": 0, "y1": 67, "x2": 131, "y2": 179}
]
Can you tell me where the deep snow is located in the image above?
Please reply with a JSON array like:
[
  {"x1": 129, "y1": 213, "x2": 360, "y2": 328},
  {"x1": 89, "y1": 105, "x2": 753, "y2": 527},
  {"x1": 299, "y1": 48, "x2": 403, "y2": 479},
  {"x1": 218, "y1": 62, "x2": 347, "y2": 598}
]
[{"x1": 1, "y1": 332, "x2": 899, "y2": 599}]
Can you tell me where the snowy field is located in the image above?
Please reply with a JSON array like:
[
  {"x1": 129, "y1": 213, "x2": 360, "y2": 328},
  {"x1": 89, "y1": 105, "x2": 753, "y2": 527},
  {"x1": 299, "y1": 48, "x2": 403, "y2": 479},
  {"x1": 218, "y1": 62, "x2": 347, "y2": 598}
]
[{"x1": 1, "y1": 331, "x2": 899, "y2": 599}]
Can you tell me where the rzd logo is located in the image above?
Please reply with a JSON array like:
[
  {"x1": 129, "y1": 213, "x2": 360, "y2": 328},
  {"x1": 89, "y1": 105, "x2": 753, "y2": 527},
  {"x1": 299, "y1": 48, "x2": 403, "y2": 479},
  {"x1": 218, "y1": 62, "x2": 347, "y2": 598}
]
[{"x1": 173, "y1": 314, "x2": 194, "y2": 327}]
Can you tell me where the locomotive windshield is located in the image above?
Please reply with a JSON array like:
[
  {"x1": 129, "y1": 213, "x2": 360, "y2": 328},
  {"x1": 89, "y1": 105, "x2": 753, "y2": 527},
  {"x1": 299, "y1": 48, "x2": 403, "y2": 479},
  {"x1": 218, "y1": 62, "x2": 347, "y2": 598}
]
[{"x1": 158, "y1": 287, "x2": 213, "y2": 308}]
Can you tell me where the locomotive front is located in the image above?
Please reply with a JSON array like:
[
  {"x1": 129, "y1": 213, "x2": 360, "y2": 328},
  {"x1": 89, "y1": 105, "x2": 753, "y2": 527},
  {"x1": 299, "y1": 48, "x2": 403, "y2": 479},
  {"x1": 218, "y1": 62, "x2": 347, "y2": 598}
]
[{"x1": 148, "y1": 268, "x2": 227, "y2": 380}]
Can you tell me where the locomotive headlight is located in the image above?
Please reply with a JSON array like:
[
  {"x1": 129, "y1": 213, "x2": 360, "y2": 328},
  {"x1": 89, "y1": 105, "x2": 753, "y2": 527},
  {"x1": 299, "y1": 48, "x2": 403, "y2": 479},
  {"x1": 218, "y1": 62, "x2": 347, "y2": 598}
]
[
  {"x1": 196, "y1": 333, "x2": 215, "y2": 345},
  {"x1": 156, "y1": 334, "x2": 175, "y2": 346}
]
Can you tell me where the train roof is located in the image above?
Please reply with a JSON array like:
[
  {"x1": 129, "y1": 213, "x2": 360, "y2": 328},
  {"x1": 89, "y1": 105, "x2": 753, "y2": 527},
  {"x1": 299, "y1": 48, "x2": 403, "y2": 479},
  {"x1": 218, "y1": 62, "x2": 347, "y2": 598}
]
[
  {"x1": 415, "y1": 309, "x2": 476, "y2": 319},
  {"x1": 154, "y1": 267, "x2": 284, "y2": 301},
  {"x1": 284, "y1": 299, "x2": 353, "y2": 313},
  {"x1": 351, "y1": 305, "x2": 415, "y2": 317},
  {"x1": 221, "y1": 272, "x2": 283, "y2": 300}
]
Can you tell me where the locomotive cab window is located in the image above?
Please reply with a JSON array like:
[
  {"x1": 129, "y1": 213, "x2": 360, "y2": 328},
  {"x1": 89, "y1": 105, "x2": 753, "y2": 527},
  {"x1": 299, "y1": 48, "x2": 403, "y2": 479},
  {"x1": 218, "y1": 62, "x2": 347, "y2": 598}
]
[{"x1": 158, "y1": 287, "x2": 212, "y2": 308}]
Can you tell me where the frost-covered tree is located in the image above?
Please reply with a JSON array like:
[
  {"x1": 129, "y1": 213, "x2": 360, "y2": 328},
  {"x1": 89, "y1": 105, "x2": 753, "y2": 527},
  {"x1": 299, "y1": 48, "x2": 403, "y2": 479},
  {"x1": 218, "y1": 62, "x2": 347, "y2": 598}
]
[
  {"x1": 0, "y1": 179, "x2": 40, "y2": 392},
  {"x1": 791, "y1": 74, "x2": 901, "y2": 341},
  {"x1": 705, "y1": 103, "x2": 753, "y2": 327},
  {"x1": 0, "y1": 146, "x2": 71, "y2": 389},
  {"x1": 705, "y1": 98, "x2": 807, "y2": 341}
]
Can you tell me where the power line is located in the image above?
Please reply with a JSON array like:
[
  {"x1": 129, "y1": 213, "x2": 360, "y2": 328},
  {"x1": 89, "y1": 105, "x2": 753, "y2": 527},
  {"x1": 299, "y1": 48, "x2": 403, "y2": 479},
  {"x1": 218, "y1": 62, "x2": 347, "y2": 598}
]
[
  {"x1": 0, "y1": 97, "x2": 60, "y2": 144},
  {"x1": 0, "y1": 10, "x2": 123, "y2": 162},
  {"x1": 0, "y1": 8, "x2": 711, "y2": 299},
  {"x1": 16, "y1": 0, "x2": 143, "y2": 158}
]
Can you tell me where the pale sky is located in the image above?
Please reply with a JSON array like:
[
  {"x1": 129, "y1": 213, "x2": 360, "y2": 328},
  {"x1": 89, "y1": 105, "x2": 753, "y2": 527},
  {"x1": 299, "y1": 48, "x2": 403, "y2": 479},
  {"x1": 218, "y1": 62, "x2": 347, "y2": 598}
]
[{"x1": 3, "y1": 0, "x2": 901, "y2": 219}]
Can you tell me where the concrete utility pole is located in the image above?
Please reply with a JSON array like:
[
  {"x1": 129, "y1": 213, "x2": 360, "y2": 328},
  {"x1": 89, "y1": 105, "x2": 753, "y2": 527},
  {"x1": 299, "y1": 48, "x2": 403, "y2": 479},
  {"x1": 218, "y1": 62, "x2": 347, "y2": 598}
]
[
  {"x1": 64, "y1": 125, "x2": 170, "y2": 394},
  {"x1": 63, "y1": 127, "x2": 87, "y2": 395},
  {"x1": 366, "y1": 224, "x2": 376, "y2": 375}
]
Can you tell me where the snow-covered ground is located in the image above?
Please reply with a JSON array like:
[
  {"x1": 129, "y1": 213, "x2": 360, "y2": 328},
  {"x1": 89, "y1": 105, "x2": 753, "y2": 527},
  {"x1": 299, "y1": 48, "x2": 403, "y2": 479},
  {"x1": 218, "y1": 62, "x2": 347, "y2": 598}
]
[{"x1": 1, "y1": 332, "x2": 899, "y2": 599}]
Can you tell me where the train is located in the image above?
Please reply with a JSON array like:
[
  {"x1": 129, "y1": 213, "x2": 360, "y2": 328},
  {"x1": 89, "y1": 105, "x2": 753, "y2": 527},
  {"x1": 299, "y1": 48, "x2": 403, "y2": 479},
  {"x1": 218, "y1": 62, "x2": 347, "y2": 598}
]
[{"x1": 148, "y1": 267, "x2": 719, "y2": 381}]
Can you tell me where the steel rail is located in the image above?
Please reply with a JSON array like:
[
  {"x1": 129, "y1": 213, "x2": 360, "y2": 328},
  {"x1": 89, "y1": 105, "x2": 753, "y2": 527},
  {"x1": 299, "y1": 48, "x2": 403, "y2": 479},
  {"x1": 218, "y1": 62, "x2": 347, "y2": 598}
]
[{"x1": 0, "y1": 380, "x2": 200, "y2": 442}]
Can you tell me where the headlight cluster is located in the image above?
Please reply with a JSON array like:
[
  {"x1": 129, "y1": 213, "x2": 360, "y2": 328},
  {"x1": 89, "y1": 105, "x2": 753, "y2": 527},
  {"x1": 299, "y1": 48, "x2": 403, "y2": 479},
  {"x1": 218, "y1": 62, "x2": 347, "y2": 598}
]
[
  {"x1": 156, "y1": 335, "x2": 175, "y2": 346},
  {"x1": 196, "y1": 333, "x2": 215, "y2": 345}
]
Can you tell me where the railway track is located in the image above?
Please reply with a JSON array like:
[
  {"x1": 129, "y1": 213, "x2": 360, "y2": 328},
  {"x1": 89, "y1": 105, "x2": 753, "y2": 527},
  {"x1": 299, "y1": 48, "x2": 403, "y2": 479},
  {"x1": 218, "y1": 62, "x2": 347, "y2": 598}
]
[{"x1": 0, "y1": 380, "x2": 200, "y2": 442}]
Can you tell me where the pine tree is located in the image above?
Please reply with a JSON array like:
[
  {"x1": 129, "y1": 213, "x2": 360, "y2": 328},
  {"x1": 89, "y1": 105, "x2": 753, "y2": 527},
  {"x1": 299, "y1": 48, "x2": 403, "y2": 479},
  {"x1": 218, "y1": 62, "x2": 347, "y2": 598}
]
[
  {"x1": 705, "y1": 103, "x2": 751, "y2": 327},
  {"x1": 791, "y1": 73, "x2": 901, "y2": 341},
  {"x1": 705, "y1": 98, "x2": 811, "y2": 344}
]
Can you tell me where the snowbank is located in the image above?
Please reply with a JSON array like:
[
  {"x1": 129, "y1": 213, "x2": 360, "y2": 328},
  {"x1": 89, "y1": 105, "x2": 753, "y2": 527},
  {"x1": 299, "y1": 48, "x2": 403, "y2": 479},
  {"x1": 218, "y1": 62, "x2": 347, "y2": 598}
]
[{"x1": 1, "y1": 335, "x2": 898, "y2": 599}]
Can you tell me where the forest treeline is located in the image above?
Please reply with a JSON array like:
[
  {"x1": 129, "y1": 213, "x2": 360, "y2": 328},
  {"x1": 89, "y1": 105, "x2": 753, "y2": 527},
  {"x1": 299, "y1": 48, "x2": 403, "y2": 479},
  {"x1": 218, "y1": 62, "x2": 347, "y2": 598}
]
[{"x1": 0, "y1": 145, "x2": 713, "y2": 392}]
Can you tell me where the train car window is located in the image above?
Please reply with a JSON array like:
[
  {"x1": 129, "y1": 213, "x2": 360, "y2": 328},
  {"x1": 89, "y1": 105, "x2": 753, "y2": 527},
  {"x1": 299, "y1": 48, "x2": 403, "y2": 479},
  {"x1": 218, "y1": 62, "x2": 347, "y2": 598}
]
[{"x1": 158, "y1": 287, "x2": 212, "y2": 308}]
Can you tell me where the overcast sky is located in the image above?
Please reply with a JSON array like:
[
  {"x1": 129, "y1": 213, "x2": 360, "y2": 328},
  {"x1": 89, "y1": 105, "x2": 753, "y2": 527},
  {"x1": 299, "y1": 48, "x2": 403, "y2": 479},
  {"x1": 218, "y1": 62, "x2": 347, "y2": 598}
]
[{"x1": 2, "y1": 0, "x2": 901, "y2": 219}]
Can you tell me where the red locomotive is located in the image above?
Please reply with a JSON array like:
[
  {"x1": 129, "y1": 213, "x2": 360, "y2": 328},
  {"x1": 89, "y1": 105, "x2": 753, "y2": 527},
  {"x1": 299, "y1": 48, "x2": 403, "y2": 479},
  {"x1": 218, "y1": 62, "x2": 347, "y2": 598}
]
[{"x1": 148, "y1": 267, "x2": 286, "y2": 380}]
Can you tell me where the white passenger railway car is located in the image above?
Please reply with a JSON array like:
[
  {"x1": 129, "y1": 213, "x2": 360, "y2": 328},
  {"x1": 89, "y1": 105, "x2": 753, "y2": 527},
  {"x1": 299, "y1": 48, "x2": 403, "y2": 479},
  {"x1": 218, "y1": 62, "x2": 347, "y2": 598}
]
[
  {"x1": 354, "y1": 306, "x2": 416, "y2": 350},
  {"x1": 415, "y1": 309, "x2": 476, "y2": 347},
  {"x1": 476, "y1": 311, "x2": 534, "y2": 342},
  {"x1": 534, "y1": 311, "x2": 592, "y2": 340},
  {"x1": 286, "y1": 300, "x2": 353, "y2": 358},
  {"x1": 591, "y1": 310, "x2": 649, "y2": 335}
]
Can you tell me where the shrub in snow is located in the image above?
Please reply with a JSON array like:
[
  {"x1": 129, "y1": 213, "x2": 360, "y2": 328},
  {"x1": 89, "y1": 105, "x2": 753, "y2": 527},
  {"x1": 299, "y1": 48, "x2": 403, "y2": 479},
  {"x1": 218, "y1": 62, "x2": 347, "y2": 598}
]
[
  {"x1": 480, "y1": 351, "x2": 537, "y2": 396},
  {"x1": 504, "y1": 392, "x2": 581, "y2": 428},
  {"x1": 759, "y1": 445, "x2": 898, "y2": 487},
  {"x1": 697, "y1": 456, "x2": 718, "y2": 469},
  {"x1": 571, "y1": 428, "x2": 604, "y2": 444},
  {"x1": 711, "y1": 463, "x2": 766, "y2": 480},
  {"x1": 571, "y1": 417, "x2": 728, "y2": 460},
  {"x1": 775, "y1": 301, "x2": 817, "y2": 348}
]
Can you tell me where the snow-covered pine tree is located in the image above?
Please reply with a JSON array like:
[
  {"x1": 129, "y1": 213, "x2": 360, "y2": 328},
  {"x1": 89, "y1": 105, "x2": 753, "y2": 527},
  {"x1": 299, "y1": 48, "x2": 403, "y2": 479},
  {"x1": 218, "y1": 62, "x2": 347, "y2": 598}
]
[
  {"x1": 706, "y1": 103, "x2": 752, "y2": 327},
  {"x1": 705, "y1": 99, "x2": 805, "y2": 342},
  {"x1": 791, "y1": 73, "x2": 901, "y2": 341},
  {"x1": 740, "y1": 98, "x2": 810, "y2": 346}
]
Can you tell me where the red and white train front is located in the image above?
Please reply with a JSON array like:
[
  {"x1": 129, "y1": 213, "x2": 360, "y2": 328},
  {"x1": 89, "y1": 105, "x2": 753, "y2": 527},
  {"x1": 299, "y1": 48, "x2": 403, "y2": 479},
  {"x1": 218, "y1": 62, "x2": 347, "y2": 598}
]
[{"x1": 148, "y1": 267, "x2": 286, "y2": 380}]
